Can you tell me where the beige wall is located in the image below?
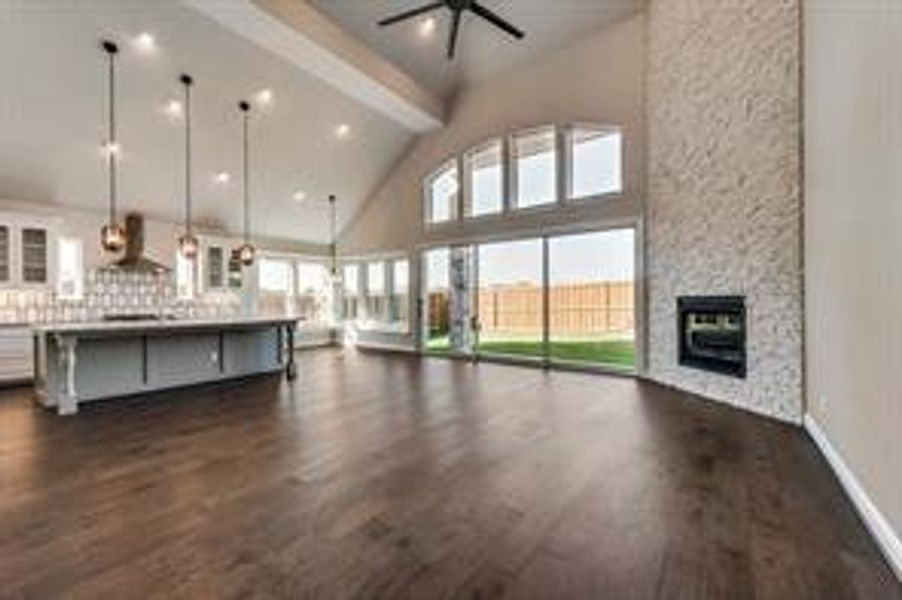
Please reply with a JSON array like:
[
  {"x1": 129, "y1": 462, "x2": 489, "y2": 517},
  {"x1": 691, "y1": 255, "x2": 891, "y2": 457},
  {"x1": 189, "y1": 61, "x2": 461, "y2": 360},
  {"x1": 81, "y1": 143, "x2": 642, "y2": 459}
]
[
  {"x1": 805, "y1": 0, "x2": 902, "y2": 547},
  {"x1": 339, "y1": 14, "x2": 646, "y2": 255},
  {"x1": 645, "y1": 0, "x2": 804, "y2": 423}
]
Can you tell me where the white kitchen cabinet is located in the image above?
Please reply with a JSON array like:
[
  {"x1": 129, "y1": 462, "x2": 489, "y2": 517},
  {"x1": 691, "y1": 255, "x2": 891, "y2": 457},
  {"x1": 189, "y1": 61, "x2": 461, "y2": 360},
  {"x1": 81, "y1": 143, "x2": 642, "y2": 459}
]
[
  {"x1": 0, "y1": 326, "x2": 33, "y2": 383},
  {"x1": 0, "y1": 226, "x2": 10, "y2": 284},
  {"x1": 21, "y1": 227, "x2": 49, "y2": 284},
  {"x1": 199, "y1": 235, "x2": 243, "y2": 293},
  {"x1": 0, "y1": 212, "x2": 57, "y2": 289}
]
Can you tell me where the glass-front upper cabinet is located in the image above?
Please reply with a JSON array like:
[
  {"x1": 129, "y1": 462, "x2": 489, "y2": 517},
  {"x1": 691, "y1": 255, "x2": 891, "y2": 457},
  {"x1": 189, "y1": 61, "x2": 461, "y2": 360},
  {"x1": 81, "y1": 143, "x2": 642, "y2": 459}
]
[
  {"x1": 206, "y1": 245, "x2": 224, "y2": 289},
  {"x1": 0, "y1": 226, "x2": 10, "y2": 284},
  {"x1": 0, "y1": 216, "x2": 58, "y2": 288},
  {"x1": 21, "y1": 227, "x2": 48, "y2": 285}
]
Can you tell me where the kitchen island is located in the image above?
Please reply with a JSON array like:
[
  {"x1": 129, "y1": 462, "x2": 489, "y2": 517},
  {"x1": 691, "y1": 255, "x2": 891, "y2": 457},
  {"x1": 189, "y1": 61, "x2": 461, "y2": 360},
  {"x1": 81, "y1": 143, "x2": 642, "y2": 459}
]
[{"x1": 33, "y1": 315, "x2": 299, "y2": 415}]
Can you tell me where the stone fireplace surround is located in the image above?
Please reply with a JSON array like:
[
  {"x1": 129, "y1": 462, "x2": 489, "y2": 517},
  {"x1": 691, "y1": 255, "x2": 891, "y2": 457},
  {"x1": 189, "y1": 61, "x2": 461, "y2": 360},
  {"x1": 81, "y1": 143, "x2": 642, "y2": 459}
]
[{"x1": 644, "y1": 0, "x2": 803, "y2": 423}]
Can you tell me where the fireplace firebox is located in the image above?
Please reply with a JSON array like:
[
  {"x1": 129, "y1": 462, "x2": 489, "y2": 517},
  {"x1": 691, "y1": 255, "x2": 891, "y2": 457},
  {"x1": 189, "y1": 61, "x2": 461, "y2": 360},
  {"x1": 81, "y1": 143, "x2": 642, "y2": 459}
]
[{"x1": 677, "y1": 296, "x2": 746, "y2": 378}]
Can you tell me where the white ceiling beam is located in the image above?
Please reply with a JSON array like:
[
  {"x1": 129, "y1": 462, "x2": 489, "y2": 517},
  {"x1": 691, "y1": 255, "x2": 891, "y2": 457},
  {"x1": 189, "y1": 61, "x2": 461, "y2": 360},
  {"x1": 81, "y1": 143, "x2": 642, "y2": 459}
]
[{"x1": 186, "y1": 0, "x2": 445, "y2": 132}]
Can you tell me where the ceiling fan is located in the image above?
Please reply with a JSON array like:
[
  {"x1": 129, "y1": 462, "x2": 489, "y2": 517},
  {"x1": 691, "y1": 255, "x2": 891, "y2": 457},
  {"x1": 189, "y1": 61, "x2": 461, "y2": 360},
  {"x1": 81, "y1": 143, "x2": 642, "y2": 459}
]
[{"x1": 378, "y1": 0, "x2": 525, "y2": 60}]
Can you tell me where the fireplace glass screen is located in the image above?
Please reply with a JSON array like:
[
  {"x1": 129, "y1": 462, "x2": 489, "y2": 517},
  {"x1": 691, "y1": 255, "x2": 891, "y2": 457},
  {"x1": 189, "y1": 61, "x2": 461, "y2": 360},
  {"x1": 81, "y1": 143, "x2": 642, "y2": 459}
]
[{"x1": 678, "y1": 296, "x2": 746, "y2": 378}]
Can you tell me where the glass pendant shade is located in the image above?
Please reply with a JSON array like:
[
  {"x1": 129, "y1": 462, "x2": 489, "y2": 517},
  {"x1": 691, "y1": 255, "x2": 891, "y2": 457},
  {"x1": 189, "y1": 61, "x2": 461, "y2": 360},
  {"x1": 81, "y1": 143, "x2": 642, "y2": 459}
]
[
  {"x1": 100, "y1": 222, "x2": 126, "y2": 253},
  {"x1": 179, "y1": 232, "x2": 199, "y2": 259},
  {"x1": 237, "y1": 242, "x2": 255, "y2": 266}
]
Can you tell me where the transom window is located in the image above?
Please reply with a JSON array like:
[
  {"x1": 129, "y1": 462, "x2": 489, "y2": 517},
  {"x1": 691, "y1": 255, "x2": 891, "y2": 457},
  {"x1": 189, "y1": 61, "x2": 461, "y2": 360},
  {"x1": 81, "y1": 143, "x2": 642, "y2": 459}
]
[
  {"x1": 567, "y1": 125, "x2": 622, "y2": 199},
  {"x1": 425, "y1": 160, "x2": 459, "y2": 224},
  {"x1": 513, "y1": 127, "x2": 558, "y2": 209},
  {"x1": 464, "y1": 140, "x2": 504, "y2": 217},
  {"x1": 423, "y1": 123, "x2": 622, "y2": 226}
]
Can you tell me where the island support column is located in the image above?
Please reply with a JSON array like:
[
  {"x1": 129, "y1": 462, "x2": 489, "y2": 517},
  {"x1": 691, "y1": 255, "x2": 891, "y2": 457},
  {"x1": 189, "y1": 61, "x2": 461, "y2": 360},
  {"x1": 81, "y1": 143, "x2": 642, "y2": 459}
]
[
  {"x1": 54, "y1": 334, "x2": 79, "y2": 416},
  {"x1": 285, "y1": 322, "x2": 297, "y2": 381}
]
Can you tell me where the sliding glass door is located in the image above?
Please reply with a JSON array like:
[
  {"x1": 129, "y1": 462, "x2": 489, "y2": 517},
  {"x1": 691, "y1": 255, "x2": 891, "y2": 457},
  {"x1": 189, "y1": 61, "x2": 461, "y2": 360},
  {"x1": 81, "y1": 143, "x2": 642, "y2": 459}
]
[
  {"x1": 423, "y1": 247, "x2": 451, "y2": 354},
  {"x1": 420, "y1": 226, "x2": 637, "y2": 372},
  {"x1": 421, "y1": 245, "x2": 477, "y2": 357},
  {"x1": 548, "y1": 229, "x2": 636, "y2": 370},
  {"x1": 476, "y1": 238, "x2": 545, "y2": 361}
]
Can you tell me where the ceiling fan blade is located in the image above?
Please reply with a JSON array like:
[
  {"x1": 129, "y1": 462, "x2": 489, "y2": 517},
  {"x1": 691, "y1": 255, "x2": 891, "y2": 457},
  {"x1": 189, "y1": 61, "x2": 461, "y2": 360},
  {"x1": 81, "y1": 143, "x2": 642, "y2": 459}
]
[
  {"x1": 378, "y1": 1, "x2": 444, "y2": 27},
  {"x1": 470, "y1": 2, "x2": 524, "y2": 39},
  {"x1": 447, "y1": 9, "x2": 462, "y2": 59}
]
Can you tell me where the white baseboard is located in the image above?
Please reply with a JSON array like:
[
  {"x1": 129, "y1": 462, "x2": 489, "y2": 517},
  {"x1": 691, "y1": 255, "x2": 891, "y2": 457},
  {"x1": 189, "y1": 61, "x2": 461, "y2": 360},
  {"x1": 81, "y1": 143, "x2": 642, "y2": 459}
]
[{"x1": 804, "y1": 415, "x2": 902, "y2": 582}]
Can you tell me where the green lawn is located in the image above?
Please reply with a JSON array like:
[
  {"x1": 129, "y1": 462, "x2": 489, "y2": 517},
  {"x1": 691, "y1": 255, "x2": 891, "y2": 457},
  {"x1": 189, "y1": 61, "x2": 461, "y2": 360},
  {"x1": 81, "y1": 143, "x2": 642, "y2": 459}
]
[{"x1": 425, "y1": 335, "x2": 635, "y2": 369}]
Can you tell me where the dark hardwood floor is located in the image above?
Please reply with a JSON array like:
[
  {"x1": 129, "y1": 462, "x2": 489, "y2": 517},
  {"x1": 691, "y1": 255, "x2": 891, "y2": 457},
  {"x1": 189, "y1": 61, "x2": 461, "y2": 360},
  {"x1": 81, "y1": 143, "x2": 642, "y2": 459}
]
[{"x1": 0, "y1": 348, "x2": 898, "y2": 599}]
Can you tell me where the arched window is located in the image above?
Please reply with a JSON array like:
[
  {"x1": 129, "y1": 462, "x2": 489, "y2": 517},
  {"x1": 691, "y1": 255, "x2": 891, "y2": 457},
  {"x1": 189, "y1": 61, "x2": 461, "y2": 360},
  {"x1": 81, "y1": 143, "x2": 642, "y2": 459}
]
[{"x1": 423, "y1": 123, "x2": 623, "y2": 225}]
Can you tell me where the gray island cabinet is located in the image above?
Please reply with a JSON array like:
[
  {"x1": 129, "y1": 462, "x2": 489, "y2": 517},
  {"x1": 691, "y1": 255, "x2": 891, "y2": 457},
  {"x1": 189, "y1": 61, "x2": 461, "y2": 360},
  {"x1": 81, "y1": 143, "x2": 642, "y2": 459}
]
[{"x1": 33, "y1": 316, "x2": 299, "y2": 415}]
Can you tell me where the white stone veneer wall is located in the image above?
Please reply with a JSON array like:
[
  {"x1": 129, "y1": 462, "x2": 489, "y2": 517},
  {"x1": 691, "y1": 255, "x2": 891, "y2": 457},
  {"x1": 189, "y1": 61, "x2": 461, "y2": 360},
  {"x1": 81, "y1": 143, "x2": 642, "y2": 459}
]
[{"x1": 645, "y1": 0, "x2": 804, "y2": 422}]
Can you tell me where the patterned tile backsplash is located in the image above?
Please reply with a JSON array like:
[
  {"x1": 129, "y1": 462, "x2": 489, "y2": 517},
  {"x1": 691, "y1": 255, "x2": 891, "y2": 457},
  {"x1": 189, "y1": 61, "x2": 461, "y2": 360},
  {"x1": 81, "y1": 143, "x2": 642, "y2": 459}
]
[{"x1": 0, "y1": 268, "x2": 242, "y2": 324}]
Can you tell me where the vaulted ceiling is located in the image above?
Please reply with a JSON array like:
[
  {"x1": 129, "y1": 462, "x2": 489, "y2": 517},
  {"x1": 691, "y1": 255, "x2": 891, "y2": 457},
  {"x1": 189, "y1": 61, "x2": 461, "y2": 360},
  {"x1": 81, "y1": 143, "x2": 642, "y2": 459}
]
[
  {"x1": 0, "y1": 0, "x2": 413, "y2": 244},
  {"x1": 0, "y1": 0, "x2": 644, "y2": 245},
  {"x1": 308, "y1": 0, "x2": 644, "y2": 99}
]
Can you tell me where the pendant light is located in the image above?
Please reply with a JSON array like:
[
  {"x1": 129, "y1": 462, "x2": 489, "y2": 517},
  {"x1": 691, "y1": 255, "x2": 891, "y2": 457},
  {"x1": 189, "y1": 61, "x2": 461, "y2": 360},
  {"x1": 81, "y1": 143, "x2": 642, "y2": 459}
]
[
  {"x1": 235, "y1": 100, "x2": 255, "y2": 266},
  {"x1": 178, "y1": 74, "x2": 199, "y2": 259},
  {"x1": 100, "y1": 40, "x2": 125, "y2": 253}
]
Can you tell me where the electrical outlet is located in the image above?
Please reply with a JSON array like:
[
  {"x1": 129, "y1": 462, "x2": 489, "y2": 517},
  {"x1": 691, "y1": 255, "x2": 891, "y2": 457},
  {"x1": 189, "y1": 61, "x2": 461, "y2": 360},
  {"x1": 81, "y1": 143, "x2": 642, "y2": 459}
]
[
  {"x1": 819, "y1": 394, "x2": 828, "y2": 413},
  {"x1": 211, "y1": 351, "x2": 219, "y2": 364}
]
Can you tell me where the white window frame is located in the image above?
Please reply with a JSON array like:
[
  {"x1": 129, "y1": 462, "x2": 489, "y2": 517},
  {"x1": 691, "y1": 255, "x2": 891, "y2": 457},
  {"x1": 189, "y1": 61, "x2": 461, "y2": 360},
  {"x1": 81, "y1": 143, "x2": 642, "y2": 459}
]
[
  {"x1": 295, "y1": 260, "x2": 333, "y2": 327},
  {"x1": 365, "y1": 261, "x2": 387, "y2": 324},
  {"x1": 389, "y1": 258, "x2": 410, "y2": 330},
  {"x1": 564, "y1": 123, "x2": 624, "y2": 202},
  {"x1": 342, "y1": 263, "x2": 361, "y2": 321},
  {"x1": 56, "y1": 236, "x2": 84, "y2": 300},
  {"x1": 258, "y1": 257, "x2": 295, "y2": 295},
  {"x1": 423, "y1": 158, "x2": 461, "y2": 226},
  {"x1": 342, "y1": 253, "x2": 411, "y2": 333},
  {"x1": 463, "y1": 138, "x2": 506, "y2": 220},
  {"x1": 509, "y1": 125, "x2": 560, "y2": 212},
  {"x1": 176, "y1": 251, "x2": 196, "y2": 300}
]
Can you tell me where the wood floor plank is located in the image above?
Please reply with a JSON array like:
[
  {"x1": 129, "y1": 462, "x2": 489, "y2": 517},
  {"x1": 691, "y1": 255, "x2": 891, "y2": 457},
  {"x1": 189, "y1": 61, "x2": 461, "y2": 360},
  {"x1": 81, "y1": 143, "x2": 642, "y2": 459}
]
[{"x1": 0, "y1": 348, "x2": 898, "y2": 599}]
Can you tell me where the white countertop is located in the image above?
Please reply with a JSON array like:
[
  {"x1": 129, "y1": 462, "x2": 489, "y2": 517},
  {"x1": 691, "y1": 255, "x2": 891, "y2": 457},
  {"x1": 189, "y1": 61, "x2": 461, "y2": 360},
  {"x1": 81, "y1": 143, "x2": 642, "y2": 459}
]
[{"x1": 33, "y1": 314, "x2": 303, "y2": 335}]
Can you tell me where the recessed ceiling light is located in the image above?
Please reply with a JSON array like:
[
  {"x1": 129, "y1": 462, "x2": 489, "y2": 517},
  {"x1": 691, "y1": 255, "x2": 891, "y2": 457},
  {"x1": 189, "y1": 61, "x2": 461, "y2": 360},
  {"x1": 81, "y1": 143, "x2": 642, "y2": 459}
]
[
  {"x1": 292, "y1": 191, "x2": 306, "y2": 202},
  {"x1": 133, "y1": 32, "x2": 157, "y2": 54},
  {"x1": 335, "y1": 124, "x2": 351, "y2": 139},
  {"x1": 419, "y1": 17, "x2": 437, "y2": 38},
  {"x1": 254, "y1": 88, "x2": 274, "y2": 106},
  {"x1": 214, "y1": 172, "x2": 231, "y2": 184},
  {"x1": 164, "y1": 99, "x2": 183, "y2": 118}
]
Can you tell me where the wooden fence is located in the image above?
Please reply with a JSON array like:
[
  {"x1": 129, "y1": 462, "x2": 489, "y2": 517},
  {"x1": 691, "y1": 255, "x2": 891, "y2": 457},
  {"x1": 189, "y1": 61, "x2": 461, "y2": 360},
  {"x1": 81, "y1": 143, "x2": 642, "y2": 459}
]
[{"x1": 428, "y1": 281, "x2": 635, "y2": 336}]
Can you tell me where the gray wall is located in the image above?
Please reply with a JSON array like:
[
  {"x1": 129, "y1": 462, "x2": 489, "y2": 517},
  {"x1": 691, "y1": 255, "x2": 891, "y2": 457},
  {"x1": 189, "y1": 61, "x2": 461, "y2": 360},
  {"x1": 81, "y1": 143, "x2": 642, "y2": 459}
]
[
  {"x1": 645, "y1": 0, "x2": 804, "y2": 423},
  {"x1": 804, "y1": 0, "x2": 902, "y2": 552}
]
